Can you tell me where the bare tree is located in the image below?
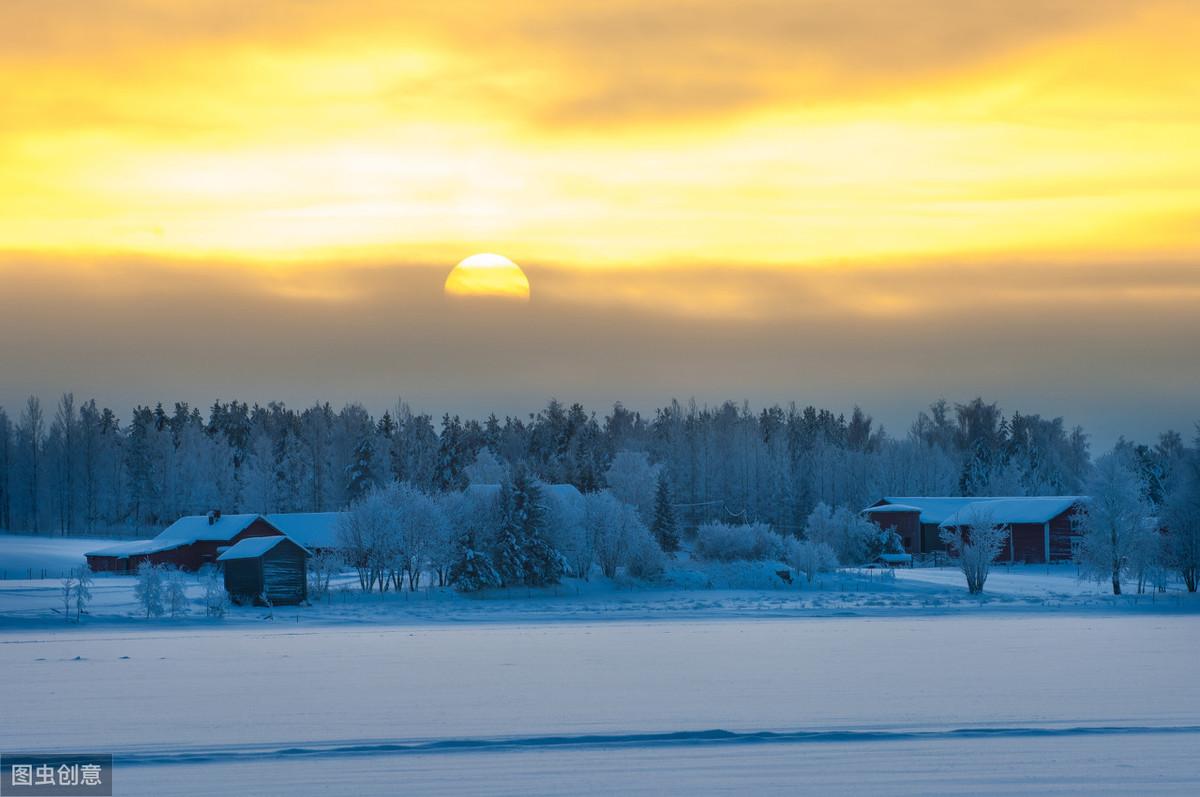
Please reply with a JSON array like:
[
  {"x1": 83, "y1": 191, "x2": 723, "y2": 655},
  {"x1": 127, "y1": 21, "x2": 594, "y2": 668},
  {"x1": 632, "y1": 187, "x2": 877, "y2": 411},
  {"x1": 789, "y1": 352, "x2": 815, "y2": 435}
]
[{"x1": 939, "y1": 506, "x2": 1009, "y2": 595}]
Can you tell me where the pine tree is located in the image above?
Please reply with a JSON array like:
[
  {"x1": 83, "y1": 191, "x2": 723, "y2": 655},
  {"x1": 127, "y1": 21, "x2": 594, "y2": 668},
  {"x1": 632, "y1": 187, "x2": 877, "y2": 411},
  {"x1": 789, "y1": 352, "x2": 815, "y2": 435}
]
[
  {"x1": 346, "y1": 436, "x2": 376, "y2": 502},
  {"x1": 449, "y1": 532, "x2": 502, "y2": 592},
  {"x1": 651, "y1": 471, "x2": 681, "y2": 554}
]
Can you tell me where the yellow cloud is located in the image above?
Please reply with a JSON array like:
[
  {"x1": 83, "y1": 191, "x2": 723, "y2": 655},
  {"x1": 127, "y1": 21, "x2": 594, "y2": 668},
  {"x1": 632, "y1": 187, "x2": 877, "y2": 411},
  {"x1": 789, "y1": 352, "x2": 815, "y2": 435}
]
[{"x1": 0, "y1": 0, "x2": 1198, "y2": 272}]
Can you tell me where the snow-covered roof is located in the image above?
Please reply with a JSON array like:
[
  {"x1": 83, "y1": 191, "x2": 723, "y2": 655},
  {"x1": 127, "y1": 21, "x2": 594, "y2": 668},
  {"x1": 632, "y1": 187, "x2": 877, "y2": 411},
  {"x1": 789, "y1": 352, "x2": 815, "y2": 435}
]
[
  {"x1": 863, "y1": 503, "x2": 923, "y2": 514},
  {"x1": 939, "y1": 497, "x2": 1086, "y2": 528},
  {"x1": 156, "y1": 513, "x2": 266, "y2": 544},
  {"x1": 266, "y1": 512, "x2": 342, "y2": 549},
  {"x1": 217, "y1": 535, "x2": 309, "y2": 561},
  {"x1": 871, "y1": 497, "x2": 980, "y2": 524},
  {"x1": 869, "y1": 496, "x2": 1087, "y2": 526},
  {"x1": 84, "y1": 538, "x2": 188, "y2": 558}
]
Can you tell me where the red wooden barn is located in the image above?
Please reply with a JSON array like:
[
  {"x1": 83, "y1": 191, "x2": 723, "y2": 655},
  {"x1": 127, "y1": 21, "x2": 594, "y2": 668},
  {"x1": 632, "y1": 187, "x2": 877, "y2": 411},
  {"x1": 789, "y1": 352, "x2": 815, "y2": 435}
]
[
  {"x1": 863, "y1": 496, "x2": 1087, "y2": 563},
  {"x1": 85, "y1": 511, "x2": 284, "y2": 573}
]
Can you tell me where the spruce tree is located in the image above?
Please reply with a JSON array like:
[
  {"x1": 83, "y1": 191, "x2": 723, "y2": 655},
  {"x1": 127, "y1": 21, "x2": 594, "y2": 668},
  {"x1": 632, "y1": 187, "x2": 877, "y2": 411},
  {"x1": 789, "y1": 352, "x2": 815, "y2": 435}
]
[
  {"x1": 652, "y1": 471, "x2": 681, "y2": 554},
  {"x1": 345, "y1": 436, "x2": 376, "y2": 502},
  {"x1": 449, "y1": 532, "x2": 501, "y2": 592}
]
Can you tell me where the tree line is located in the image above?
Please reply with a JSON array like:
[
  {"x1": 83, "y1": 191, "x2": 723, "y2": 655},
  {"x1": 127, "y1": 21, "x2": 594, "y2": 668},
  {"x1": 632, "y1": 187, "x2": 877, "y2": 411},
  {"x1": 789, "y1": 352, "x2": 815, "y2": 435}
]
[{"x1": 0, "y1": 393, "x2": 1191, "y2": 544}]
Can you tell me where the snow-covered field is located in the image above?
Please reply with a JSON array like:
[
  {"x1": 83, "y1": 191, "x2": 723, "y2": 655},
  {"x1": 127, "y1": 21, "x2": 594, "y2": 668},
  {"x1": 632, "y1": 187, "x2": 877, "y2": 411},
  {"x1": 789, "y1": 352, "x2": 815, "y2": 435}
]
[{"x1": 3, "y1": 533, "x2": 1199, "y2": 794}]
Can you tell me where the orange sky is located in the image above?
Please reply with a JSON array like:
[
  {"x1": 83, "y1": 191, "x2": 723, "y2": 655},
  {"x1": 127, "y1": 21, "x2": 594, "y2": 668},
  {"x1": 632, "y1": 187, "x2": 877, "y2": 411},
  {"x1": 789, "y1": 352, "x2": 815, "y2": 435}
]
[{"x1": 1, "y1": 1, "x2": 1198, "y2": 441}]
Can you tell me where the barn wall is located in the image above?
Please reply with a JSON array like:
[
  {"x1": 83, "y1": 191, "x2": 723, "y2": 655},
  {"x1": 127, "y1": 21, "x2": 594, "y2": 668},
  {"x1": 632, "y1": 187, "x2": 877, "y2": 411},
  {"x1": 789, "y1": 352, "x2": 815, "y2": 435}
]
[
  {"x1": 261, "y1": 542, "x2": 307, "y2": 605},
  {"x1": 1048, "y1": 509, "x2": 1079, "y2": 561},
  {"x1": 223, "y1": 558, "x2": 264, "y2": 602},
  {"x1": 866, "y1": 510, "x2": 920, "y2": 553},
  {"x1": 1009, "y1": 523, "x2": 1046, "y2": 563}
]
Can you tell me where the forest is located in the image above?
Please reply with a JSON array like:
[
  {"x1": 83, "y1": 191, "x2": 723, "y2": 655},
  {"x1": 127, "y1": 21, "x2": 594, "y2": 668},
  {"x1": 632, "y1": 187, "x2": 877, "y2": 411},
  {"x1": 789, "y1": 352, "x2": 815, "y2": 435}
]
[{"x1": 0, "y1": 393, "x2": 1191, "y2": 539}]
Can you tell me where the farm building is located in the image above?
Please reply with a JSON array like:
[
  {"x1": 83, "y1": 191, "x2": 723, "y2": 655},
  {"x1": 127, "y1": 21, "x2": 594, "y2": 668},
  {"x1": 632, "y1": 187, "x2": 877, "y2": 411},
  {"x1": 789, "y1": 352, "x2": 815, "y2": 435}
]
[
  {"x1": 217, "y1": 535, "x2": 310, "y2": 605},
  {"x1": 85, "y1": 512, "x2": 284, "y2": 573},
  {"x1": 863, "y1": 496, "x2": 1087, "y2": 563}
]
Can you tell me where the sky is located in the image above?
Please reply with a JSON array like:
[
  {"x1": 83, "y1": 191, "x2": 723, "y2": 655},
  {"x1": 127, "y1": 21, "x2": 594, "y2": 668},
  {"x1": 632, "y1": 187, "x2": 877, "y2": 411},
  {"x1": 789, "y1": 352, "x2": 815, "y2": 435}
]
[{"x1": 1, "y1": 0, "x2": 1198, "y2": 447}]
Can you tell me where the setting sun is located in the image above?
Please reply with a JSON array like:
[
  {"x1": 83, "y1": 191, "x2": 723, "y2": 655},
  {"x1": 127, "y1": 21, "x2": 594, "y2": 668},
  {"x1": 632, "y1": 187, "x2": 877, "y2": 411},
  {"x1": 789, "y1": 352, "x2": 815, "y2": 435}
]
[{"x1": 444, "y1": 253, "x2": 531, "y2": 301}]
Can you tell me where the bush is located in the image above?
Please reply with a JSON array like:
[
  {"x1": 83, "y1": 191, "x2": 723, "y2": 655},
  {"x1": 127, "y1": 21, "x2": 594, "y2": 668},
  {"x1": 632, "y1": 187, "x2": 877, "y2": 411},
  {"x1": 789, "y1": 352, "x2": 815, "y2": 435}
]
[{"x1": 695, "y1": 522, "x2": 786, "y2": 562}]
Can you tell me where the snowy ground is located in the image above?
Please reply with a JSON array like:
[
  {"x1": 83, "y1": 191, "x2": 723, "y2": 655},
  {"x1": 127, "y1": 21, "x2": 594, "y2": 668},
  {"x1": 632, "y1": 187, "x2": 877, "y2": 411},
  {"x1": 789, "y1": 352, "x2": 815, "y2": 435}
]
[
  {"x1": 3, "y1": 616, "x2": 1198, "y2": 795},
  {"x1": 3, "y1": 533, "x2": 1199, "y2": 794}
]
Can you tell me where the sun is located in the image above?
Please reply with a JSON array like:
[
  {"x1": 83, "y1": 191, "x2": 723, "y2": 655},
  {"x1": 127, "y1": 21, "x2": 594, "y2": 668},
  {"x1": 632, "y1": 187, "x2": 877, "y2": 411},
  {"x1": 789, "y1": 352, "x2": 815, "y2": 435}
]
[{"x1": 444, "y1": 253, "x2": 531, "y2": 301}]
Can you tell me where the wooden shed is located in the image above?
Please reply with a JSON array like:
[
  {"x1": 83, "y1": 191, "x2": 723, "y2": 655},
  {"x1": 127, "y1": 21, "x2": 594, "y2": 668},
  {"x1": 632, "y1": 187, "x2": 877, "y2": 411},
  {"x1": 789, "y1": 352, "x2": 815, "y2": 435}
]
[{"x1": 217, "y1": 535, "x2": 310, "y2": 606}]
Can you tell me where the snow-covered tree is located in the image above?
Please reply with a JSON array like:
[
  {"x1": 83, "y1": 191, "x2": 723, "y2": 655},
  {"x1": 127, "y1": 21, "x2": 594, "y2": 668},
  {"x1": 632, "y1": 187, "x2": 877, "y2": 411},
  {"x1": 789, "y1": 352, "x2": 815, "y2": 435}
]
[
  {"x1": 1074, "y1": 451, "x2": 1152, "y2": 595},
  {"x1": 164, "y1": 567, "x2": 190, "y2": 617},
  {"x1": 604, "y1": 450, "x2": 660, "y2": 525},
  {"x1": 584, "y1": 491, "x2": 661, "y2": 578},
  {"x1": 803, "y1": 503, "x2": 880, "y2": 565},
  {"x1": 787, "y1": 539, "x2": 839, "y2": 583},
  {"x1": 308, "y1": 550, "x2": 343, "y2": 601},
  {"x1": 939, "y1": 506, "x2": 1009, "y2": 595},
  {"x1": 337, "y1": 487, "x2": 400, "y2": 593},
  {"x1": 60, "y1": 571, "x2": 77, "y2": 623},
  {"x1": 464, "y1": 448, "x2": 508, "y2": 485},
  {"x1": 651, "y1": 471, "x2": 680, "y2": 554},
  {"x1": 449, "y1": 531, "x2": 502, "y2": 592},
  {"x1": 134, "y1": 562, "x2": 165, "y2": 618},
  {"x1": 345, "y1": 435, "x2": 377, "y2": 503},
  {"x1": 1163, "y1": 438, "x2": 1200, "y2": 592},
  {"x1": 74, "y1": 566, "x2": 92, "y2": 620},
  {"x1": 203, "y1": 566, "x2": 228, "y2": 617},
  {"x1": 695, "y1": 521, "x2": 785, "y2": 562}
]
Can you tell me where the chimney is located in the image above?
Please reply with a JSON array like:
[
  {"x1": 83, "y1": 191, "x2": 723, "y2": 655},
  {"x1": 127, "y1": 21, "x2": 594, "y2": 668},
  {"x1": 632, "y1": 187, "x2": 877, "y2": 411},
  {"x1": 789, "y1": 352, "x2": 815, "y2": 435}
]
[{"x1": 208, "y1": 509, "x2": 221, "y2": 525}]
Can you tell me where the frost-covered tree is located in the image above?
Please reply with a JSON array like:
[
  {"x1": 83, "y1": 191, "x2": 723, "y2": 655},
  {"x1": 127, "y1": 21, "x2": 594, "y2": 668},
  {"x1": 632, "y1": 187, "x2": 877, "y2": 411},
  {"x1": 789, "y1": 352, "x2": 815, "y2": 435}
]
[
  {"x1": 337, "y1": 486, "x2": 400, "y2": 593},
  {"x1": 583, "y1": 491, "x2": 660, "y2": 578},
  {"x1": 134, "y1": 562, "x2": 165, "y2": 618},
  {"x1": 449, "y1": 531, "x2": 502, "y2": 592},
  {"x1": 203, "y1": 566, "x2": 228, "y2": 617},
  {"x1": 803, "y1": 503, "x2": 880, "y2": 565},
  {"x1": 651, "y1": 472, "x2": 680, "y2": 554},
  {"x1": 164, "y1": 567, "x2": 189, "y2": 617},
  {"x1": 939, "y1": 506, "x2": 1009, "y2": 595},
  {"x1": 695, "y1": 521, "x2": 785, "y2": 562},
  {"x1": 494, "y1": 469, "x2": 563, "y2": 587},
  {"x1": 464, "y1": 448, "x2": 508, "y2": 485},
  {"x1": 1163, "y1": 437, "x2": 1200, "y2": 592},
  {"x1": 307, "y1": 550, "x2": 342, "y2": 601},
  {"x1": 74, "y1": 566, "x2": 92, "y2": 620},
  {"x1": 787, "y1": 539, "x2": 839, "y2": 583},
  {"x1": 1074, "y1": 451, "x2": 1152, "y2": 595},
  {"x1": 345, "y1": 436, "x2": 377, "y2": 503},
  {"x1": 604, "y1": 450, "x2": 661, "y2": 525},
  {"x1": 60, "y1": 571, "x2": 77, "y2": 622}
]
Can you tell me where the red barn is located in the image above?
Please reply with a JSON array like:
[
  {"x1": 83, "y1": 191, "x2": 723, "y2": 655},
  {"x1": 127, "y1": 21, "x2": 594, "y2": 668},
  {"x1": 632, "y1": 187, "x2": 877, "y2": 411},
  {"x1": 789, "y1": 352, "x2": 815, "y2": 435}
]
[
  {"x1": 85, "y1": 512, "x2": 284, "y2": 573},
  {"x1": 864, "y1": 496, "x2": 1087, "y2": 563}
]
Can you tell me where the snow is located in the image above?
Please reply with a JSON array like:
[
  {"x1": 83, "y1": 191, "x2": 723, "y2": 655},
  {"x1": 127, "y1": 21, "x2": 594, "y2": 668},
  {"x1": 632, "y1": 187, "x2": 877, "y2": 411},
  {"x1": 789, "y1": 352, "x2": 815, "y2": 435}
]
[
  {"x1": 216, "y1": 535, "x2": 304, "y2": 561},
  {"x1": 0, "y1": 533, "x2": 129, "y2": 577},
  {"x1": 265, "y1": 512, "x2": 341, "y2": 549},
  {"x1": 82, "y1": 538, "x2": 187, "y2": 557},
  {"x1": 863, "y1": 503, "x2": 923, "y2": 513},
  {"x1": 2, "y1": 534, "x2": 1198, "y2": 794},
  {"x1": 155, "y1": 513, "x2": 263, "y2": 543},
  {"x1": 940, "y1": 497, "x2": 1086, "y2": 527},
  {"x1": 2, "y1": 615, "x2": 1197, "y2": 795}
]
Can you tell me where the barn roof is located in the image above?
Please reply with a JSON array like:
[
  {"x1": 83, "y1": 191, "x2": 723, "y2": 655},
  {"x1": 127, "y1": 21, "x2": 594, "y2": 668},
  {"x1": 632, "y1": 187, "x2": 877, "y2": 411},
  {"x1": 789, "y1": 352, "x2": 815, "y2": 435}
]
[
  {"x1": 217, "y1": 535, "x2": 309, "y2": 561},
  {"x1": 863, "y1": 503, "x2": 923, "y2": 514},
  {"x1": 939, "y1": 497, "x2": 1086, "y2": 528},
  {"x1": 869, "y1": 496, "x2": 1086, "y2": 526},
  {"x1": 84, "y1": 538, "x2": 189, "y2": 557},
  {"x1": 266, "y1": 512, "x2": 342, "y2": 549},
  {"x1": 156, "y1": 513, "x2": 267, "y2": 543}
]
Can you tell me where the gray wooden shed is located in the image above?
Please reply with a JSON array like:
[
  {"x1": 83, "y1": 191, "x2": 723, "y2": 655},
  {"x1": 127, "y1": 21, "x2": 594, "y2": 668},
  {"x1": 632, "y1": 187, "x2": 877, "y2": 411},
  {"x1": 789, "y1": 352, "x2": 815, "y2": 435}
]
[{"x1": 217, "y1": 535, "x2": 310, "y2": 605}]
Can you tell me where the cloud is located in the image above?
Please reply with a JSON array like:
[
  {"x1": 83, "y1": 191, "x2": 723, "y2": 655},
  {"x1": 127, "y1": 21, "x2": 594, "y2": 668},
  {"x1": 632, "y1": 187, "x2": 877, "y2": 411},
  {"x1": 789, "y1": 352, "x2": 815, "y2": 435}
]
[{"x1": 0, "y1": 253, "x2": 1196, "y2": 446}]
